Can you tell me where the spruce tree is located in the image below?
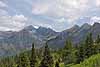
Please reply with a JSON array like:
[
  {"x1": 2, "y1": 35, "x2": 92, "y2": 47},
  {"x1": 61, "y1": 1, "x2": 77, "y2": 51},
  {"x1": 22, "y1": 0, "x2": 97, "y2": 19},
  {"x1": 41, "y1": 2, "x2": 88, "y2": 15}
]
[
  {"x1": 76, "y1": 44, "x2": 85, "y2": 63},
  {"x1": 62, "y1": 39, "x2": 75, "y2": 64},
  {"x1": 18, "y1": 52, "x2": 30, "y2": 67},
  {"x1": 84, "y1": 33, "x2": 94, "y2": 58},
  {"x1": 30, "y1": 43, "x2": 37, "y2": 67},
  {"x1": 96, "y1": 35, "x2": 100, "y2": 44},
  {"x1": 10, "y1": 56, "x2": 17, "y2": 67},
  {"x1": 95, "y1": 35, "x2": 100, "y2": 53},
  {"x1": 55, "y1": 61, "x2": 60, "y2": 67},
  {"x1": 39, "y1": 43, "x2": 54, "y2": 67}
]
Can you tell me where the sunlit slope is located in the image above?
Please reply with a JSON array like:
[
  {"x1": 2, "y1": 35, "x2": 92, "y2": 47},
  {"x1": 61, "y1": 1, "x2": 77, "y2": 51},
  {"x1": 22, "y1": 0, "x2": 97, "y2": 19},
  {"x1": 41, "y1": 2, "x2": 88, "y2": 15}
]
[{"x1": 71, "y1": 54, "x2": 100, "y2": 67}]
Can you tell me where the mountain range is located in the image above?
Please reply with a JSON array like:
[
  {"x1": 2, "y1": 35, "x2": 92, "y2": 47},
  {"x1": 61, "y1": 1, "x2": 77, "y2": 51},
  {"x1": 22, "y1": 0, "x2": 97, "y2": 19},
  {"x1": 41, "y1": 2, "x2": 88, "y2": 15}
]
[{"x1": 0, "y1": 22, "x2": 100, "y2": 56}]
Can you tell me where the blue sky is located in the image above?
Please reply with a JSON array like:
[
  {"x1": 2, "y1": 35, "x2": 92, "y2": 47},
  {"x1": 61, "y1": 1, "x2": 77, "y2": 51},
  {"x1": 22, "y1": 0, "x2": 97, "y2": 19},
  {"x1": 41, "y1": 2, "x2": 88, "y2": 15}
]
[{"x1": 0, "y1": 0, "x2": 100, "y2": 31}]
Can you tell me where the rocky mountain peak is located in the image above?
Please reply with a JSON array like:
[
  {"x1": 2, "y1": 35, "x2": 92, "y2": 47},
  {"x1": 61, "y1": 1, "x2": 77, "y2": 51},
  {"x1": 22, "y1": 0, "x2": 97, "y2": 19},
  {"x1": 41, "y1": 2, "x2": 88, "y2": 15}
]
[
  {"x1": 93, "y1": 22, "x2": 100, "y2": 27},
  {"x1": 81, "y1": 23, "x2": 91, "y2": 30},
  {"x1": 67, "y1": 25, "x2": 80, "y2": 33},
  {"x1": 23, "y1": 25, "x2": 36, "y2": 31}
]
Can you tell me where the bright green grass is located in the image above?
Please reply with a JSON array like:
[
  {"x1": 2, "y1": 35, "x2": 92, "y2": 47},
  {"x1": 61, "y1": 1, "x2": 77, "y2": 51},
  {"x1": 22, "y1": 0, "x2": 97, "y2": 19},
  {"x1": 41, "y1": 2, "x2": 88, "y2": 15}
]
[{"x1": 71, "y1": 54, "x2": 100, "y2": 67}]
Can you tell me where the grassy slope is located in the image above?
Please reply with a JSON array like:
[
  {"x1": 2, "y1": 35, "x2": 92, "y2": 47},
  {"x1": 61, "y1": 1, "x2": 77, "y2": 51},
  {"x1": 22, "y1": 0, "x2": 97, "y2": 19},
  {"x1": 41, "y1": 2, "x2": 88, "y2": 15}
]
[{"x1": 71, "y1": 54, "x2": 100, "y2": 67}]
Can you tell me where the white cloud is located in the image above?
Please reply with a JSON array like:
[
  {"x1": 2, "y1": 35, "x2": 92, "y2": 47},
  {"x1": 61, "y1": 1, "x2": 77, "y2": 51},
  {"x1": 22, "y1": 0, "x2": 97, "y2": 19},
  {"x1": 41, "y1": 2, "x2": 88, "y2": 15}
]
[
  {"x1": 0, "y1": 9, "x2": 8, "y2": 16},
  {"x1": 0, "y1": 26, "x2": 13, "y2": 31},
  {"x1": 90, "y1": 16, "x2": 100, "y2": 24},
  {"x1": 96, "y1": 0, "x2": 100, "y2": 7},
  {"x1": 32, "y1": 3, "x2": 49, "y2": 15},
  {"x1": 0, "y1": 1, "x2": 7, "y2": 7},
  {"x1": 12, "y1": 15, "x2": 27, "y2": 22},
  {"x1": 0, "y1": 1, "x2": 8, "y2": 16},
  {"x1": 0, "y1": 0, "x2": 100, "y2": 31},
  {"x1": 0, "y1": 15, "x2": 28, "y2": 31},
  {"x1": 55, "y1": 18, "x2": 66, "y2": 23},
  {"x1": 32, "y1": 0, "x2": 90, "y2": 22}
]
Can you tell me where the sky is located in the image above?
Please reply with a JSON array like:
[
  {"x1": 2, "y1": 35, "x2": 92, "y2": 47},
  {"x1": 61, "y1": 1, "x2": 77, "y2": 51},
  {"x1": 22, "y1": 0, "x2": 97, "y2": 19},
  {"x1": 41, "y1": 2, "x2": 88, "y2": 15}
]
[{"x1": 0, "y1": 0, "x2": 100, "y2": 32}]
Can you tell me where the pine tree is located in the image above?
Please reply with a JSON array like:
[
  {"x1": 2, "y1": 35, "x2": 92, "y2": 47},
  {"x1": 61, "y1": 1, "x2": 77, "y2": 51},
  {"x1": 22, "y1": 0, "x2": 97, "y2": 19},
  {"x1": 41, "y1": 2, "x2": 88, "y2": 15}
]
[
  {"x1": 30, "y1": 43, "x2": 37, "y2": 67},
  {"x1": 55, "y1": 61, "x2": 60, "y2": 67},
  {"x1": 84, "y1": 33, "x2": 94, "y2": 58},
  {"x1": 95, "y1": 35, "x2": 100, "y2": 53},
  {"x1": 18, "y1": 52, "x2": 30, "y2": 67},
  {"x1": 95, "y1": 35, "x2": 100, "y2": 44},
  {"x1": 39, "y1": 43, "x2": 54, "y2": 67},
  {"x1": 76, "y1": 44, "x2": 85, "y2": 63},
  {"x1": 10, "y1": 56, "x2": 17, "y2": 67},
  {"x1": 62, "y1": 39, "x2": 75, "y2": 64}
]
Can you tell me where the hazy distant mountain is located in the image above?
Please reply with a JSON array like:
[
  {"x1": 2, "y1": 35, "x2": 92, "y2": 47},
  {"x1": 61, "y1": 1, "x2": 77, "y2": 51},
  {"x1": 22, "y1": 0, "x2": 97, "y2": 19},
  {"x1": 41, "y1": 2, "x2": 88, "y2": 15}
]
[
  {"x1": 0, "y1": 25, "x2": 57, "y2": 56},
  {"x1": 90, "y1": 23, "x2": 100, "y2": 38},
  {"x1": 71, "y1": 23, "x2": 91, "y2": 44},
  {"x1": 47, "y1": 23, "x2": 99, "y2": 48},
  {"x1": 47, "y1": 25, "x2": 80, "y2": 48},
  {"x1": 0, "y1": 22, "x2": 100, "y2": 56}
]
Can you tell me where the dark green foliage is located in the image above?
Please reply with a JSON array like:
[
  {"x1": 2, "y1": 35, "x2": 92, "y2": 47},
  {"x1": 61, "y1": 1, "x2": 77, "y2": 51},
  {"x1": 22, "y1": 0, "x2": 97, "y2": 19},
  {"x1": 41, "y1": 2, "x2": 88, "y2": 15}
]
[
  {"x1": 30, "y1": 43, "x2": 37, "y2": 67},
  {"x1": 84, "y1": 33, "x2": 94, "y2": 58},
  {"x1": 95, "y1": 35, "x2": 100, "y2": 53},
  {"x1": 76, "y1": 33, "x2": 97, "y2": 63},
  {"x1": 1, "y1": 33, "x2": 100, "y2": 67},
  {"x1": 55, "y1": 61, "x2": 60, "y2": 67},
  {"x1": 95, "y1": 35, "x2": 100, "y2": 44},
  {"x1": 76, "y1": 34, "x2": 100, "y2": 64},
  {"x1": 62, "y1": 39, "x2": 75, "y2": 64},
  {"x1": 0, "y1": 56, "x2": 17, "y2": 67},
  {"x1": 18, "y1": 52, "x2": 30, "y2": 67},
  {"x1": 39, "y1": 44, "x2": 54, "y2": 67},
  {"x1": 76, "y1": 44, "x2": 85, "y2": 63},
  {"x1": 71, "y1": 54, "x2": 100, "y2": 67}
]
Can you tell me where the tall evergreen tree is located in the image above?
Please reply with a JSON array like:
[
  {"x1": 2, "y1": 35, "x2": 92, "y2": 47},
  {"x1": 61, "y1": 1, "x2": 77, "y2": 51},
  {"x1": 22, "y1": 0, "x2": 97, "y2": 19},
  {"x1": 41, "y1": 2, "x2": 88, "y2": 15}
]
[
  {"x1": 55, "y1": 61, "x2": 60, "y2": 67},
  {"x1": 18, "y1": 53, "x2": 30, "y2": 67},
  {"x1": 30, "y1": 43, "x2": 37, "y2": 67},
  {"x1": 39, "y1": 43, "x2": 54, "y2": 67},
  {"x1": 95, "y1": 35, "x2": 100, "y2": 44},
  {"x1": 62, "y1": 39, "x2": 75, "y2": 64},
  {"x1": 84, "y1": 33, "x2": 94, "y2": 58},
  {"x1": 10, "y1": 56, "x2": 17, "y2": 67},
  {"x1": 95, "y1": 35, "x2": 100, "y2": 53},
  {"x1": 76, "y1": 44, "x2": 85, "y2": 63}
]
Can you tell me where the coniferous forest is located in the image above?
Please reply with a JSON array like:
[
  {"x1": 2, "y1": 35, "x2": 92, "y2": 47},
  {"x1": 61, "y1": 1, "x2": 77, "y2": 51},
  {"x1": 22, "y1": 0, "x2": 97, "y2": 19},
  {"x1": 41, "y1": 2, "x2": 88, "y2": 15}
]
[{"x1": 0, "y1": 33, "x2": 100, "y2": 67}]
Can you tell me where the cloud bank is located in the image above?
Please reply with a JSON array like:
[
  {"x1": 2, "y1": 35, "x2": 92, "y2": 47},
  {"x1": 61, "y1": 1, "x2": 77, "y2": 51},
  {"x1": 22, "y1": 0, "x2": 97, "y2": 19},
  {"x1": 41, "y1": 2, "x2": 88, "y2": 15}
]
[{"x1": 0, "y1": 0, "x2": 100, "y2": 31}]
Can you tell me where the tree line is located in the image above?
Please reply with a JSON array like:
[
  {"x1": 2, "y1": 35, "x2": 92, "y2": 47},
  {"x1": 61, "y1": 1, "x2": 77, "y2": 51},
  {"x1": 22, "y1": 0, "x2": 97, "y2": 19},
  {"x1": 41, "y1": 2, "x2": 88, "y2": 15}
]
[{"x1": 0, "y1": 33, "x2": 100, "y2": 67}]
